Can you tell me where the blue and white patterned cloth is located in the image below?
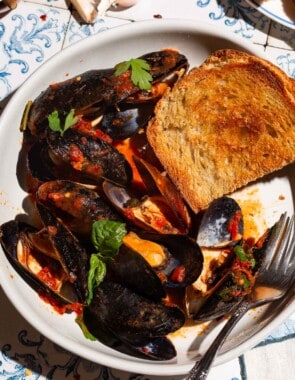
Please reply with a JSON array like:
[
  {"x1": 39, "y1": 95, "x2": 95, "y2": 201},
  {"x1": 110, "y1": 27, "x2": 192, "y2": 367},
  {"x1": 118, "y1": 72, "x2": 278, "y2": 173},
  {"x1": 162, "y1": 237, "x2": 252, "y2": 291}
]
[{"x1": 0, "y1": 1, "x2": 294, "y2": 379}]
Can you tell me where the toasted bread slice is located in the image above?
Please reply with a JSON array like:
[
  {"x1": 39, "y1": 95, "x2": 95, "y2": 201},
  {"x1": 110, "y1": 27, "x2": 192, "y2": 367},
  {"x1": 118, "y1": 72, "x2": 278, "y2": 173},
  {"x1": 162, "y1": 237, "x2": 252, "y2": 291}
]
[{"x1": 147, "y1": 49, "x2": 295, "y2": 213}]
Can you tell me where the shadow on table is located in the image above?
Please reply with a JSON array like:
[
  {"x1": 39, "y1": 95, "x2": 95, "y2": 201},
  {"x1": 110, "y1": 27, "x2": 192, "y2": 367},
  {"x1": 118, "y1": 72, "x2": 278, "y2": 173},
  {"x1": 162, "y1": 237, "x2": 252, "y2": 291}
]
[{"x1": 216, "y1": 0, "x2": 295, "y2": 51}]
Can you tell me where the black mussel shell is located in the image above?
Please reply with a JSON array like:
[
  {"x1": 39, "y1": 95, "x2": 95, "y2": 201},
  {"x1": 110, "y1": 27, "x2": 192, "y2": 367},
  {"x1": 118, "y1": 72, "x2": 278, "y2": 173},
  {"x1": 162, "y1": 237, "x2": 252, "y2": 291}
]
[
  {"x1": 197, "y1": 196, "x2": 244, "y2": 247},
  {"x1": 36, "y1": 203, "x2": 89, "y2": 304},
  {"x1": 100, "y1": 102, "x2": 154, "y2": 140},
  {"x1": 193, "y1": 271, "x2": 243, "y2": 322},
  {"x1": 85, "y1": 281, "x2": 185, "y2": 339},
  {"x1": 46, "y1": 128, "x2": 132, "y2": 187},
  {"x1": 137, "y1": 232, "x2": 204, "y2": 288},
  {"x1": 193, "y1": 218, "x2": 281, "y2": 321},
  {"x1": 0, "y1": 220, "x2": 78, "y2": 305},
  {"x1": 138, "y1": 50, "x2": 189, "y2": 85},
  {"x1": 108, "y1": 244, "x2": 166, "y2": 301},
  {"x1": 28, "y1": 68, "x2": 114, "y2": 137},
  {"x1": 37, "y1": 180, "x2": 121, "y2": 237},
  {"x1": 27, "y1": 141, "x2": 56, "y2": 182},
  {"x1": 83, "y1": 307, "x2": 177, "y2": 361}
]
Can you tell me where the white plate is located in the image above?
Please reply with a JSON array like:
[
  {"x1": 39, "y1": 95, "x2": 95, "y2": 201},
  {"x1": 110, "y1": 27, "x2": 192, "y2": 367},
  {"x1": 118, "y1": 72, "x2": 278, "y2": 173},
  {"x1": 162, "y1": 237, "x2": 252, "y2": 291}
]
[
  {"x1": 246, "y1": 0, "x2": 295, "y2": 29},
  {"x1": 0, "y1": 19, "x2": 294, "y2": 376}
]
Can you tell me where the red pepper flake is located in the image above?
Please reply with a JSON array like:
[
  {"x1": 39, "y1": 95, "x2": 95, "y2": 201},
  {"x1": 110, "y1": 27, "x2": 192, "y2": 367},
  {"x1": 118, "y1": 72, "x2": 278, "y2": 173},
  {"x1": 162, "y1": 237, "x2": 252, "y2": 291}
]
[
  {"x1": 38, "y1": 292, "x2": 66, "y2": 314},
  {"x1": 73, "y1": 119, "x2": 112, "y2": 143},
  {"x1": 65, "y1": 302, "x2": 83, "y2": 315},
  {"x1": 231, "y1": 289, "x2": 242, "y2": 297},
  {"x1": 47, "y1": 225, "x2": 58, "y2": 236},
  {"x1": 154, "y1": 215, "x2": 169, "y2": 229},
  {"x1": 227, "y1": 210, "x2": 242, "y2": 240},
  {"x1": 38, "y1": 292, "x2": 83, "y2": 315},
  {"x1": 69, "y1": 144, "x2": 84, "y2": 169},
  {"x1": 170, "y1": 265, "x2": 186, "y2": 283},
  {"x1": 40, "y1": 14, "x2": 47, "y2": 21},
  {"x1": 124, "y1": 208, "x2": 136, "y2": 220},
  {"x1": 95, "y1": 128, "x2": 112, "y2": 143},
  {"x1": 153, "y1": 14, "x2": 163, "y2": 18},
  {"x1": 37, "y1": 267, "x2": 58, "y2": 291}
]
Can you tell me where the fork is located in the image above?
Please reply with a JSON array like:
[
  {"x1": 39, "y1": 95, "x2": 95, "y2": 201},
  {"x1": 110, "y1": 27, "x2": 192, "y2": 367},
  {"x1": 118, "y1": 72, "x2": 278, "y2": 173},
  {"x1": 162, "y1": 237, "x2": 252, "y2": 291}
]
[{"x1": 185, "y1": 212, "x2": 295, "y2": 380}]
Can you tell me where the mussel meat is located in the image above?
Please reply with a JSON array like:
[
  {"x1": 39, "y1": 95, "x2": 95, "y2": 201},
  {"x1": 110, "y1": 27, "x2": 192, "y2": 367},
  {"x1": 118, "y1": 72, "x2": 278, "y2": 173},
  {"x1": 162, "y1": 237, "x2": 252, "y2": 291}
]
[
  {"x1": 193, "y1": 218, "x2": 278, "y2": 321},
  {"x1": 0, "y1": 220, "x2": 79, "y2": 305}
]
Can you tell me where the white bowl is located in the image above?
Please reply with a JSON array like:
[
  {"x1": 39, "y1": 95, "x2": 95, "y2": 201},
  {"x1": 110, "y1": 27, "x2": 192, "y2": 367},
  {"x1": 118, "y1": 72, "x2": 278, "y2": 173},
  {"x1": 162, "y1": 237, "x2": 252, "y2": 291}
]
[{"x1": 0, "y1": 19, "x2": 294, "y2": 376}]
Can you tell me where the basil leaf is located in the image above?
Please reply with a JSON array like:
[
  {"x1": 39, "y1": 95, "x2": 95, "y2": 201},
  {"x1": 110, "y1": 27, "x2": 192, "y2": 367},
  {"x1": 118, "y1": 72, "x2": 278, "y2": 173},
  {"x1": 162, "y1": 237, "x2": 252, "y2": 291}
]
[
  {"x1": 91, "y1": 220, "x2": 127, "y2": 258},
  {"x1": 75, "y1": 315, "x2": 97, "y2": 341},
  {"x1": 86, "y1": 254, "x2": 106, "y2": 305}
]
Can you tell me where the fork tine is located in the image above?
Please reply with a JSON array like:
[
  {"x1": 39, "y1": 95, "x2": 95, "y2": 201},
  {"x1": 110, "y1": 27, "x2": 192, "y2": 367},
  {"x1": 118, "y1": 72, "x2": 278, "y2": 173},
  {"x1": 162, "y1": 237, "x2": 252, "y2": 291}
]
[
  {"x1": 272, "y1": 215, "x2": 294, "y2": 274},
  {"x1": 267, "y1": 214, "x2": 294, "y2": 273},
  {"x1": 281, "y1": 215, "x2": 295, "y2": 274},
  {"x1": 261, "y1": 212, "x2": 288, "y2": 272}
]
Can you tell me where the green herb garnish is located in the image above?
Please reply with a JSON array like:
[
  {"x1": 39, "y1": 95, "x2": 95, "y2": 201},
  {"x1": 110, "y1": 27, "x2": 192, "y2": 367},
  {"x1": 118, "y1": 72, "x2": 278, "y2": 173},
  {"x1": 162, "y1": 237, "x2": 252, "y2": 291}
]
[
  {"x1": 86, "y1": 220, "x2": 127, "y2": 305},
  {"x1": 115, "y1": 58, "x2": 153, "y2": 91},
  {"x1": 218, "y1": 285, "x2": 238, "y2": 301},
  {"x1": 234, "y1": 245, "x2": 256, "y2": 267},
  {"x1": 234, "y1": 245, "x2": 248, "y2": 261},
  {"x1": 240, "y1": 274, "x2": 251, "y2": 289},
  {"x1": 48, "y1": 109, "x2": 78, "y2": 136},
  {"x1": 75, "y1": 314, "x2": 97, "y2": 341}
]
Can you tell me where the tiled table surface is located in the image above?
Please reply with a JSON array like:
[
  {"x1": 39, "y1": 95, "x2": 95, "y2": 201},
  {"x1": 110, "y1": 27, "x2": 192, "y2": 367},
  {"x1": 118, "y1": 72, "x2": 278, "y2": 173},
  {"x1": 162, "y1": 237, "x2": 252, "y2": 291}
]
[{"x1": 0, "y1": 1, "x2": 295, "y2": 379}]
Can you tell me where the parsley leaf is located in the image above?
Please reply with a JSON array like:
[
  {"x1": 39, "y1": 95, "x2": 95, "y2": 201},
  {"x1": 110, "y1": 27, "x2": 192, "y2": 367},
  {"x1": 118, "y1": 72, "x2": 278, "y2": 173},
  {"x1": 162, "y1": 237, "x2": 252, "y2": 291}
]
[
  {"x1": 115, "y1": 58, "x2": 153, "y2": 91},
  {"x1": 48, "y1": 109, "x2": 78, "y2": 136}
]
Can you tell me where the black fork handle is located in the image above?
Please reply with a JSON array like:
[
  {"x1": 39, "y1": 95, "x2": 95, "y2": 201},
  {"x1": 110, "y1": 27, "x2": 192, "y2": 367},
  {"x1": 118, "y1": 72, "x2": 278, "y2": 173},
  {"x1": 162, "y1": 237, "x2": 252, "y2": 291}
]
[{"x1": 185, "y1": 297, "x2": 249, "y2": 380}]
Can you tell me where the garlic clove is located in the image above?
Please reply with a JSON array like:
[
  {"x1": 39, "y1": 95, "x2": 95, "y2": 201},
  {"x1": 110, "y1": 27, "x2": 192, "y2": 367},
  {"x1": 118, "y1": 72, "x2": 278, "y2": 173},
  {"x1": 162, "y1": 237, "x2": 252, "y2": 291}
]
[{"x1": 70, "y1": 0, "x2": 98, "y2": 23}]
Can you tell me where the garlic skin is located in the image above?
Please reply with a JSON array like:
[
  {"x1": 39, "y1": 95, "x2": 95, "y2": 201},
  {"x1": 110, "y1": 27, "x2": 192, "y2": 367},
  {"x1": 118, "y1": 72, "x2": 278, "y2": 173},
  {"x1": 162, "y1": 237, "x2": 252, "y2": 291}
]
[
  {"x1": 97, "y1": 0, "x2": 141, "y2": 16},
  {"x1": 115, "y1": 0, "x2": 140, "y2": 7}
]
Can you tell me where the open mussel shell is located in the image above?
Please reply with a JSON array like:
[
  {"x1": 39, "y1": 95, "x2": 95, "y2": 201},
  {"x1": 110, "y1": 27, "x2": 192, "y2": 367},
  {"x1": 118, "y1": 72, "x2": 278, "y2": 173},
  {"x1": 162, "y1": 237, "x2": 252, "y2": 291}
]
[
  {"x1": 0, "y1": 220, "x2": 79, "y2": 305},
  {"x1": 197, "y1": 196, "x2": 244, "y2": 247},
  {"x1": 138, "y1": 49, "x2": 189, "y2": 84},
  {"x1": 99, "y1": 102, "x2": 155, "y2": 140},
  {"x1": 193, "y1": 271, "x2": 244, "y2": 322},
  {"x1": 193, "y1": 219, "x2": 279, "y2": 322},
  {"x1": 133, "y1": 156, "x2": 191, "y2": 232},
  {"x1": 36, "y1": 203, "x2": 89, "y2": 304},
  {"x1": 84, "y1": 280, "x2": 184, "y2": 359},
  {"x1": 135, "y1": 232, "x2": 204, "y2": 289},
  {"x1": 36, "y1": 180, "x2": 121, "y2": 237},
  {"x1": 102, "y1": 180, "x2": 177, "y2": 233},
  {"x1": 103, "y1": 176, "x2": 189, "y2": 234}
]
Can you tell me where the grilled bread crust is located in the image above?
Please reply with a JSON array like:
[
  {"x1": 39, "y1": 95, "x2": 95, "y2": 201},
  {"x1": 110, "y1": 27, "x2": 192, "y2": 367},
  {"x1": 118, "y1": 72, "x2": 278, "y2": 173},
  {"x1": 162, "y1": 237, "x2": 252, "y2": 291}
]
[{"x1": 147, "y1": 49, "x2": 295, "y2": 213}]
